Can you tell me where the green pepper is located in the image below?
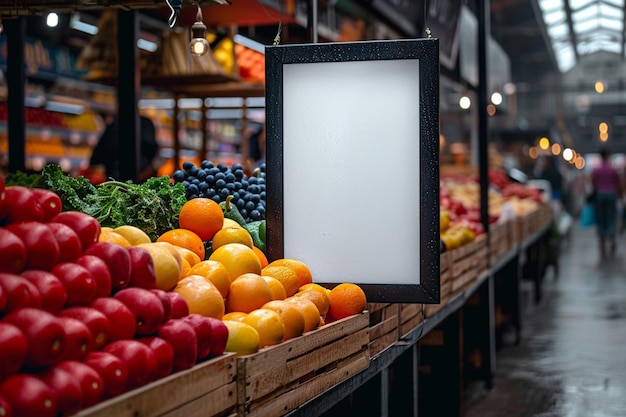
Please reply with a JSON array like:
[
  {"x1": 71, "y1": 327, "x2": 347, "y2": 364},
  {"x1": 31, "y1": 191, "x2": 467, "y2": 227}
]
[
  {"x1": 219, "y1": 195, "x2": 247, "y2": 227},
  {"x1": 244, "y1": 220, "x2": 266, "y2": 253}
]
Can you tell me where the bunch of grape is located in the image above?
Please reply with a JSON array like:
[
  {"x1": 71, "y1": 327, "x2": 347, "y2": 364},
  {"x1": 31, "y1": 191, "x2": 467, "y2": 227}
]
[{"x1": 172, "y1": 160, "x2": 266, "y2": 223}]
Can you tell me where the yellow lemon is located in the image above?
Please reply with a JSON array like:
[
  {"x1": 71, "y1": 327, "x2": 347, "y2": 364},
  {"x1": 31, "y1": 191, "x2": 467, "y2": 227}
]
[
  {"x1": 243, "y1": 308, "x2": 285, "y2": 348},
  {"x1": 222, "y1": 218, "x2": 243, "y2": 229},
  {"x1": 137, "y1": 243, "x2": 181, "y2": 291},
  {"x1": 223, "y1": 320, "x2": 260, "y2": 355},
  {"x1": 113, "y1": 225, "x2": 151, "y2": 245}
]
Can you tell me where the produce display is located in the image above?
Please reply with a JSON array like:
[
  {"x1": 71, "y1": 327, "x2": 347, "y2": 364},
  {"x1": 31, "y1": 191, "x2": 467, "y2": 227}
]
[{"x1": 0, "y1": 163, "x2": 368, "y2": 417}]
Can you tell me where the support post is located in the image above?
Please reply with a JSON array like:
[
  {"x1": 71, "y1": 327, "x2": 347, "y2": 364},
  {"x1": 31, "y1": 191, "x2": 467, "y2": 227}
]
[{"x1": 6, "y1": 17, "x2": 26, "y2": 173}]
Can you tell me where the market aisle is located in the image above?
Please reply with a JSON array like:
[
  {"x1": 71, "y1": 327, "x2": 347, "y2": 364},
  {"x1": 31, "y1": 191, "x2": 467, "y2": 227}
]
[{"x1": 463, "y1": 225, "x2": 626, "y2": 417}]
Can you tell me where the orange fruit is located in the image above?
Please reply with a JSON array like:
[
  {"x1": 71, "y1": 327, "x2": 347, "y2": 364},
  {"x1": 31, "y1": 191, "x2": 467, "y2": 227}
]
[
  {"x1": 189, "y1": 260, "x2": 231, "y2": 298},
  {"x1": 243, "y1": 308, "x2": 285, "y2": 347},
  {"x1": 261, "y1": 265, "x2": 300, "y2": 297},
  {"x1": 98, "y1": 228, "x2": 131, "y2": 247},
  {"x1": 262, "y1": 300, "x2": 305, "y2": 340},
  {"x1": 157, "y1": 228, "x2": 205, "y2": 260},
  {"x1": 209, "y1": 243, "x2": 262, "y2": 282},
  {"x1": 175, "y1": 247, "x2": 202, "y2": 267},
  {"x1": 328, "y1": 283, "x2": 367, "y2": 319},
  {"x1": 223, "y1": 311, "x2": 248, "y2": 322},
  {"x1": 173, "y1": 275, "x2": 225, "y2": 319},
  {"x1": 298, "y1": 283, "x2": 330, "y2": 295},
  {"x1": 178, "y1": 198, "x2": 224, "y2": 241},
  {"x1": 285, "y1": 296, "x2": 320, "y2": 333},
  {"x1": 267, "y1": 258, "x2": 313, "y2": 288},
  {"x1": 212, "y1": 227, "x2": 254, "y2": 250},
  {"x1": 179, "y1": 257, "x2": 192, "y2": 279},
  {"x1": 136, "y1": 243, "x2": 181, "y2": 291},
  {"x1": 262, "y1": 276, "x2": 287, "y2": 300},
  {"x1": 252, "y1": 246, "x2": 268, "y2": 268},
  {"x1": 293, "y1": 288, "x2": 330, "y2": 316},
  {"x1": 227, "y1": 273, "x2": 273, "y2": 313},
  {"x1": 223, "y1": 320, "x2": 260, "y2": 355}
]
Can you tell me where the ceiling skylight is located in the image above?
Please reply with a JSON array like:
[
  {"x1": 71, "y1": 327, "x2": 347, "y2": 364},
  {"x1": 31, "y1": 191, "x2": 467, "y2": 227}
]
[{"x1": 538, "y1": 0, "x2": 625, "y2": 72}]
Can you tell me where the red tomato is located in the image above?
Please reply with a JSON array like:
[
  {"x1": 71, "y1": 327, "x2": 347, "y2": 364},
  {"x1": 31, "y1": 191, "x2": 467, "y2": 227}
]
[
  {"x1": 0, "y1": 228, "x2": 26, "y2": 273},
  {"x1": 0, "y1": 186, "x2": 44, "y2": 223},
  {"x1": 3, "y1": 307, "x2": 67, "y2": 369},
  {"x1": 0, "y1": 374, "x2": 58, "y2": 417},
  {"x1": 4, "y1": 222, "x2": 60, "y2": 271},
  {"x1": 0, "y1": 273, "x2": 42, "y2": 312},
  {"x1": 30, "y1": 188, "x2": 62, "y2": 222},
  {"x1": 46, "y1": 222, "x2": 83, "y2": 263},
  {"x1": 0, "y1": 322, "x2": 28, "y2": 379}
]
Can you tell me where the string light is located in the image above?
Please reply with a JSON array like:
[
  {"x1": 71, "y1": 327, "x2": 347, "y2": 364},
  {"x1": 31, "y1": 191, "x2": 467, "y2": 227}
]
[{"x1": 189, "y1": 3, "x2": 209, "y2": 56}]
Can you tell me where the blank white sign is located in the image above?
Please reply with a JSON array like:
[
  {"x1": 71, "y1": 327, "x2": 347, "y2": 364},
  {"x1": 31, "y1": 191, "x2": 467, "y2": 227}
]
[{"x1": 281, "y1": 58, "x2": 421, "y2": 285}]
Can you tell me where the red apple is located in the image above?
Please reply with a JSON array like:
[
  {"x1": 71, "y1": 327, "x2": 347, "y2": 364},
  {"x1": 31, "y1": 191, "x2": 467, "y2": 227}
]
[
  {"x1": 166, "y1": 291, "x2": 189, "y2": 319},
  {"x1": 1, "y1": 186, "x2": 44, "y2": 223},
  {"x1": 137, "y1": 336, "x2": 174, "y2": 380},
  {"x1": 75, "y1": 255, "x2": 112, "y2": 298},
  {"x1": 52, "y1": 263, "x2": 98, "y2": 307},
  {"x1": 84, "y1": 242, "x2": 131, "y2": 292},
  {"x1": 180, "y1": 314, "x2": 213, "y2": 360},
  {"x1": 157, "y1": 319, "x2": 197, "y2": 372},
  {"x1": 0, "y1": 273, "x2": 42, "y2": 312},
  {"x1": 150, "y1": 289, "x2": 172, "y2": 323},
  {"x1": 126, "y1": 246, "x2": 157, "y2": 289},
  {"x1": 90, "y1": 297, "x2": 137, "y2": 342},
  {"x1": 113, "y1": 287, "x2": 164, "y2": 336},
  {"x1": 56, "y1": 360, "x2": 104, "y2": 408},
  {"x1": 0, "y1": 374, "x2": 57, "y2": 417},
  {"x1": 58, "y1": 307, "x2": 110, "y2": 350},
  {"x1": 20, "y1": 270, "x2": 67, "y2": 314},
  {"x1": 37, "y1": 366, "x2": 83, "y2": 417},
  {"x1": 2, "y1": 307, "x2": 66, "y2": 369},
  {"x1": 0, "y1": 322, "x2": 28, "y2": 379},
  {"x1": 46, "y1": 222, "x2": 82, "y2": 263},
  {"x1": 57, "y1": 316, "x2": 93, "y2": 361},
  {"x1": 84, "y1": 351, "x2": 128, "y2": 399},
  {"x1": 51, "y1": 211, "x2": 101, "y2": 252},
  {"x1": 205, "y1": 317, "x2": 228, "y2": 357},
  {"x1": 0, "y1": 394, "x2": 12, "y2": 417},
  {"x1": 4, "y1": 222, "x2": 59, "y2": 271},
  {"x1": 30, "y1": 188, "x2": 62, "y2": 222},
  {"x1": 0, "y1": 228, "x2": 27, "y2": 273},
  {"x1": 102, "y1": 340, "x2": 158, "y2": 390}
]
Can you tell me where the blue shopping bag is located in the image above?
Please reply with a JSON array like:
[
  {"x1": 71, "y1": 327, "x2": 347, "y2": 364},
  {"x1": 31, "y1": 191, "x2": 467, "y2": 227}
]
[{"x1": 580, "y1": 203, "x2": 595, "y2": 228}]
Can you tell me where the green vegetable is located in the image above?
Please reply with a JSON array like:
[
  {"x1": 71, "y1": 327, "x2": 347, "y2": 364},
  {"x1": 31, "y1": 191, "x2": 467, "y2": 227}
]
[
  {"x1": 219, "y1": 195, "x2": 247, "y2": 227},
  {"x1": 244, "y1": 220, "x2": 266, "y2": 253},
  {"x1": 5, "y1": 171, "x2": 42, "y2": 188},
  {"x1": 40, "y1": 164, "x2": 96, "y2": 212}
]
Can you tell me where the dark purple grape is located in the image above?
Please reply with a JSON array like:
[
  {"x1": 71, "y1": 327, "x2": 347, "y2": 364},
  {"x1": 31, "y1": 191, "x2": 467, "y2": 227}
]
[{"x1": 173, "y1": 170, "x2": 186, "y2": 182}]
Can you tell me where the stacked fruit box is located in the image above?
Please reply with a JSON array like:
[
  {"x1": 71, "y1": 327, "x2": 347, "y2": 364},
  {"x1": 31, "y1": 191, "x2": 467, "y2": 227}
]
[
  {"x1": 399, "y1": 303, "x2": 424, "y2": 338},
  {"x1": 75, "y1": 353, "x2": 238, "y2": 417},
  {"x1": 234, "y1": 313, "x2": 370, "y2": 417},
  {"x1": 425, "y1": 252, "x2": 452, "y2": 318},
  {"x1": 489, "y1": 221, "x2": 508, "y2": 264},
  {"x1": 367, "y1": 303, "x2": 400, "y2": 358},
  {"x1": 450, "y1": 234, "x2": 487, "y2": 294}
]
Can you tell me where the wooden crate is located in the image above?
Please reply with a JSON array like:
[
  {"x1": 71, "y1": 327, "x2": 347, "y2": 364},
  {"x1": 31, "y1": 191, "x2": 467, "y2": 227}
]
[
  {"x1": 450, "y1": 235, "x2": 486, "y2": 293},
  {"x1": 506, "y1": 217, "x2": 519, "y2": 250},
  {"x1": 75, "y1": 353, "x2": 237, "y2": 417},
  {"x1": 489, "y1": 222, "x2": 508, "y2": 264},
  {"x1": 236, "y1": 313, "x2": 370, "y2": 417},
  {"x1": 367, "y1": 303, "x2": 400, "y2": 358},
  {"x1": 399, "y1": 303, "x2": 424, "y2": 337}
]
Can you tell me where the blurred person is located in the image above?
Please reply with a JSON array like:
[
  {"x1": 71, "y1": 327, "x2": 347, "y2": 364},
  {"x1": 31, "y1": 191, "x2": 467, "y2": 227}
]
[
  {"x1": 90, "y1": 115, "x2": 159, "y2": 183},
  {"x1": 534, "y1": 155, "x2": 563, "y2": 204},
  {"x1": 590, "y1": 147, "x2": 623, "y2": 259}
]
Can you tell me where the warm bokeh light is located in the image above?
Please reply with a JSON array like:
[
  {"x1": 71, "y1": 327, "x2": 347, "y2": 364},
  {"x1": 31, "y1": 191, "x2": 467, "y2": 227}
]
[
  {"x1": 459, "y1": 96, "x2": 471, "y2": 109},
  {"x1": 562, "y1": 148, "x2": 574, "y2": 161},
  {"x1": 600, "y1": 131, "x2": 608, "y2": 142},
  {"x1": 599, "y1": 122, "x2": 608, "y2": 133},
  {"x1": 487, "y1": 104, "x2": 497, "y2": 116},
  {"x1": 529, "y1": 147, "x2": 539, "y2": 159},
  {"x1": 491, "y1": 92, "x2": 503, "y2": 105},
  {"x1": 539, "y1": 137, "x2": 550, "y2": 150},
  {"x1": 551, "y1": 143, "x2": 561, "y2": 155},
  {"x1": 595, "y1": 80, "x2": 605, "y2": 94},
  {"x1": 575, "y1": 155, "x2": 585, "y2": 169}
]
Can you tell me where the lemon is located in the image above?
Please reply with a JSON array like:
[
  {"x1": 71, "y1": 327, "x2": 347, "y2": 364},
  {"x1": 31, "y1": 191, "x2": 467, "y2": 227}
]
[
  {"x1": 243, "y1": 308, "x2": 285, "y2": 347},
  {"x1": 114, "y1": 225, "x2": 152, "y2": 245},
  {"x1": 151, "y1": 242, "x2": 183, "y2": 269},
  {"x1": 137, "y1": 243, "x2": 181, "y2": 291},
  {"x1": 223, "y1": 320, "x2": 260, "y2": 355},
  {"x1": 222, "y1": 218, "x2": 243, "y2": 229}
]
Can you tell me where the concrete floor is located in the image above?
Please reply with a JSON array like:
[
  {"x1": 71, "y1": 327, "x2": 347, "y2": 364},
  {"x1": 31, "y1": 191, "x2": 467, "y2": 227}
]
[{"x1": 463, "y1": 225, "x2": 626, "y2": 417}]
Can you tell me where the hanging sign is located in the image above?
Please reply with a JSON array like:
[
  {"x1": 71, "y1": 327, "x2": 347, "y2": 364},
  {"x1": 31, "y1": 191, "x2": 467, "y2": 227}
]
[{"x1": 264, "y1": 38, "x2": 440, "y2": 303}]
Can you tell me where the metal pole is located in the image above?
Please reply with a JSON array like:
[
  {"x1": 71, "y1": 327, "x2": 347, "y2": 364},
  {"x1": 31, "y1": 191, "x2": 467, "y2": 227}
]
[
  {"x1": 117, "y1": 10, "x2": 140, "y2": 182},
  {"x1": 5, "y1": 17, "x2": 26, "y2": 173},
  {"x1": 307, "y1": 0, "x2": 318, "y2": 43},
  {"x1": 478, "y1": 0, "x2": 490, "y2": 236}
]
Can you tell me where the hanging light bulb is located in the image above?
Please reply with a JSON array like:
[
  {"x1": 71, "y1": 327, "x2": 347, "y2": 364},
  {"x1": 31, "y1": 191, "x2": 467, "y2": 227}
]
[{"x1": 189, "y1": 3, "x2": 209, "y2": 56}]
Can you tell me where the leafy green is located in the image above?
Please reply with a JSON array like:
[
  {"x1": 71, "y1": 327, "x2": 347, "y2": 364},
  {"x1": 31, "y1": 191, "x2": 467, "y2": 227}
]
[
  {"x1": 40, "y1": 164, "x2": 96, "y2": 212},
  {"x1": 5, "y1": 170, "x2": 42, "y2": 188}
]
